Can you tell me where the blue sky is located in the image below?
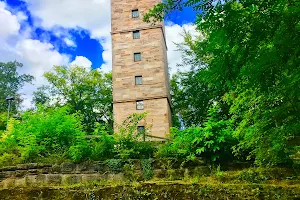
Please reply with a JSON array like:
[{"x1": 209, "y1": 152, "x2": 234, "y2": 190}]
[{"x1": 0, "y1": 0, "x2": 197, "y2": 108}]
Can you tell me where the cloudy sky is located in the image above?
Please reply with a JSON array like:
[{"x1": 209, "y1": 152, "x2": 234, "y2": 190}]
[{"x1": 0, "y1": 0, "x2": 197, "y2": 108}]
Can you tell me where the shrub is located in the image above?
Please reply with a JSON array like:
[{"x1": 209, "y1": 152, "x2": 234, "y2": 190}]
[
  {"x1": 0, "y1": 106, "x2": 89, "y2": 165},
  {"x1": 68, "y1": 141, "x2": 91, "y2": 162},
  {"x1": 158, "y1": 103, "x2": 236, "y2": 163},
  {"x1": 0, "y1": 112, "x2": 7, "y2": 131},
  {"x1": 89, "y1": 124, "x2": 115, "y2": 161},
  {"x1": 106, "y1": 159, "x2": 124, "y2": 172},
  {"x1": 0, "y1": 153, "x2": 20, "y2": 167},
  {"x1": 123, "y1": 163, "x2": 138, "y2": 181},
  {"x1": 114, "y1": 113, "x2": 156, "y2": 159},
  {"x1": 141, "y1": 159, "x2": 154, "y2": 180}
]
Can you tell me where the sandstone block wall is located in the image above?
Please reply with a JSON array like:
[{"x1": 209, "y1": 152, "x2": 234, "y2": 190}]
[
  {"x1": 111, "y1": 0, "x2": 172, "y2": 139},
  {"x1": 111, "y1": 0, "x2": 163, "y2": 33},
  {"x1": 112, "y1": 28, "x2": 168, "y2": 102},
  {"x1": 113, "y1": 98, "x2": 171, "y2": 138},
  {"x1": 0, "y1": 160, "x2": 210, "y2": 188}
]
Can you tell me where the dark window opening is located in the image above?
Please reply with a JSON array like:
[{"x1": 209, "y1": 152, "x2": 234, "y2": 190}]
[
  {"x1": 135, "y1": 76, "x2": 142, "y2": 85},
  {"x1": 132, "y1": 9, "x2": 139, "y2": 18},
  {"x1": 134, "y1": 53, "x2": 141, "y2": 62},
  {"x1": 138, "y1": 126, "x2": 146, "y2": 141},
  {"x1": 136, "y1": 100, "x2": 144, "y2": 110},
  {"x1": 133, "y1": 30, "x2": 140, "y2": 39}
]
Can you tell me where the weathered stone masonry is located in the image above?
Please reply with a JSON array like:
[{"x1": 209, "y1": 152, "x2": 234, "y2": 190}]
[
  {"x1": 111, "y1": 0, "x2": 172, "y2": 139},
  {"x1": 0, "y1": 160, "x2": 211, "y2": 188}
]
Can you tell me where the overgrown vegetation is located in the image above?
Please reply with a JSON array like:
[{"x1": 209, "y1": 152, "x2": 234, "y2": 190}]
[
  {"x1": 145, "y1": 0, "x2": 300, "y2": 166},
  {"x1": 0, "y1": 107, "x2": 153, "y2": 166},
  {"x1": 0, "y1": 0, "x2": 299, "y2": 168},
  {"x1": 158, "y1": 103, "x2": 235, "y2": 163}
]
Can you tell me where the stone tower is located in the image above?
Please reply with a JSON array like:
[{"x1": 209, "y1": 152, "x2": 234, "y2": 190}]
[{"x1": 111, "y1": 0, "x2": 171, "y2": 140}]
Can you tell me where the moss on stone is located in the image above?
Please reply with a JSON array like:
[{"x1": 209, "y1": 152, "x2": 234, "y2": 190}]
[{"x1": 1, "y1": 182, "x2": 300, "y2": 200}]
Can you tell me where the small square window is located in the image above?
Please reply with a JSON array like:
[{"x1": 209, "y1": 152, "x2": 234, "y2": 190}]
[
  {"x1": 138, "y1": 126, "x2": 145, "y2": 133},
  {"x1": 138, "y1": 126, "x2": 146, "y2": 140},
  {"x1": 133, "y1": 30, "x2": 140, "y2": 39},
  {"x1": 135, "y1": 76, "x2": 142, "y2": 85},
  {"x1": 132, "y1": 9, "x2": 139, "y2": 18},
  {"x1": 136, "y1": 100, "x2": 144, "y2": 110},
  {"x1": 134, "y1": 53, "x2": 141, "y2": 62}
]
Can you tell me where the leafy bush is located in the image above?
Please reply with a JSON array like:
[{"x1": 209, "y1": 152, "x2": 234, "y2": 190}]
[
  {"x1": 0, "y1": 153, "x2": 20, "y2": 167},
  {"x1": 141, "y1": 159, "x2": 154, "y2": 180},
  {"x1": 123, "y1": 163, "x2": 138, "y2": 181},
  {"x1": 0, "y1": 109, "x2": 159, "y2": 167},
  {"x1": 114, "y1": 113, "x2": 156, "y2": 159},
  {"x1": 68, "y1": 141, "x2": 91, "y2": 162},
  {"x1": 0, "y1": 106, "x2": 89, "y2": 165},
  {"x1": 0, "y1": 112, "x2": 7, "y2": 131},
  {"x1": 147, "y1": 0, "x2": 300, "y2": 167},
  {"x1": 41, "y1": 65, "x2": 113, "y2": 133},
  {"x1": 158, "y1": 103, "x2": 236, "y2": 163},
  {"x1": 106, "y1": 159, "x2": 124, "y2": 172},
  {"x1": 227, "y1": 89, "x2": 298, "y2": 166},
  {"x1": 89, "y1": 124, "x2": 115, "y2": 161}
]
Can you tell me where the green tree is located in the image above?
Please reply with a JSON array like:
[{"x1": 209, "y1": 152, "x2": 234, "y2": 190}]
[
  {"x1": 0, "y1": 61, "x2": 33, "y2": 112},
  {"x1": 147, "y1": 0, "x2": 300, "y2": 165},
  {"x1": 144, "y1": 0, "x2": 225, "y2": 24},
  {"x1": 32, "y1": 86, "x2": 51, "y2": 106},
  {"x1": 36, "y1": 65, "x2": 113, "y2": 132}
]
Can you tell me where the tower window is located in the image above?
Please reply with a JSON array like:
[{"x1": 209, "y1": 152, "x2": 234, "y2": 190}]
[
  {"x1": 136, "y1": 100, "x2": 144, "y2": 110},
  {"x1": 133, "y1": 30, "x2": 140, "y2": 39},
  {"x1": 132, "y1": 9, "x2": 139, "y2": 18},
  {"x1": 135, "y1": 76, "x2": 142, "y2": 85},
  {"x1": 138, "y1": 126, "x2": 145, "y2": 133},
  {"x1": 138, "y1": 126, "x2": 146, "y2": 141},
  {"x1": 134, "y1": 53, "x2": 141, "y2": 62}
]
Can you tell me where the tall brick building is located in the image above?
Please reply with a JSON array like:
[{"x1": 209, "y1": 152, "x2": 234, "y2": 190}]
[{"x1": 111, "y1": 0, "x2": 172, "y2": 139}]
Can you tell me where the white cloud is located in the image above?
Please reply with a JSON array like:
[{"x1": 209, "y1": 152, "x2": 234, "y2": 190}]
[
  {"x1": 98, "y1": 36, "x2": 112, "y2": 73},
  {"x1": 16, "y1": 39, "x2": 69, "y2": 75},
  {"x1": 0, "y1": 2, "x2": 21, "y2": 39},
  {"x1": 0, "y1": 1, "x2": 5, "y2": 9},
  {"x1": 71, "y1": 56, "x2": 92, "y2": 69},
  {"x1": 165, "y1": 23, "x2": 198, "y2": 75},
  {"x1": 23, "y1": 0, "x2": 111, "y2": 72},
  {"x1": 63, "y1": 37, "x2": 76, "y2": 47},
  {"x1": 24, "y1": 0, "x2": 111, "y2": 38},
  {"x1": 15, "y1": 39, "x2": 70, "y2": 108},
  {"x1": 16, "y1": 11, "x2": 28, "y2": 22}
]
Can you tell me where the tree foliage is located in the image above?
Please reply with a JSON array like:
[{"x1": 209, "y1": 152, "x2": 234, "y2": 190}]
[
  {"x1": 35, "y1": 66, "x2": 113, "y2": 132},
  {"x1": 153, "y1": 0, "x2": 300, "y2": 165},
  {"x1": 159, "y1": 103, "x2": 235, "y2": 163},
  {"x1": 144, "y1": 0, "x2": 226, "y2": 24},
  {"x1": 0, "y1": 61, "x2": 33, "y2": 113}
]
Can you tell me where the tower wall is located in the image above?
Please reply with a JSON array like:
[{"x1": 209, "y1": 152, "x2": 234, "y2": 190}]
[{"x1": 111, "y1": 0, "x2": 171, "y2": 139}]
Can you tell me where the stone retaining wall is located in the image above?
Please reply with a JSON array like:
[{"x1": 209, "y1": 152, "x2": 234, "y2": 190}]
[{"x1": 0, "y1": 159, "x2": 212, "y2": 188}]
